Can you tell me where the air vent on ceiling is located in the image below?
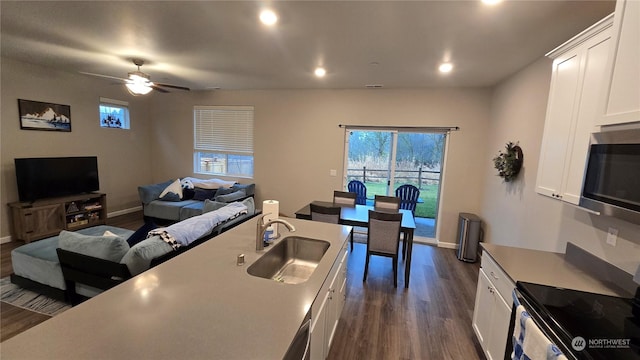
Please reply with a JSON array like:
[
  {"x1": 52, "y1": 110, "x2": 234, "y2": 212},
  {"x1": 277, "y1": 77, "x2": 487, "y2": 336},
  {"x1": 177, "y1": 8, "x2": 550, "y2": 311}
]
[{"x1": 365, "y1": 84, "x2": 384, "y2": 89}]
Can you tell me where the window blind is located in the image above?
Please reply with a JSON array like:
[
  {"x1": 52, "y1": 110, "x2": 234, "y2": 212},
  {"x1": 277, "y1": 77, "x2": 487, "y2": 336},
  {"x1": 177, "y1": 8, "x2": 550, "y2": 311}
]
[{"x1": 194, "y1": 106, "x2": 254, "y2": 154}]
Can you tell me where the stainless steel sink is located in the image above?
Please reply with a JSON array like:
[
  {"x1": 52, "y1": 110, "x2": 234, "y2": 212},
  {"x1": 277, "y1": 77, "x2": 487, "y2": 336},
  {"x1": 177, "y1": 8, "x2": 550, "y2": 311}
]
[{"x1": 247, "y1": 236, "x2": 330, "y2": 284}]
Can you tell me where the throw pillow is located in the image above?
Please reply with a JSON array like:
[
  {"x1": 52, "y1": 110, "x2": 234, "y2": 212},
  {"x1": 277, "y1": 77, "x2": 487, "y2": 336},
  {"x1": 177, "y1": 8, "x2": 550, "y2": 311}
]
[
  {"x1": 159, "y1": 178, "x2": 182, "y2": 200},
  {"x1": 59, "y1": 230, "x2": 130, "y2": 262},
  {"x1": 159, "y1": 192, "x2": 181, "y2": 202},
  {"x1": 193, "y1": 188, "x2": 217, "y2": 201},
  {"x1": 182, "y1": 188, "x2": 195, "y2": 200},
  {"x1": 126, "y1": 221, "x2": 159, "y2": 247},
  {"x1": 215, "y1": 189, "x2": 246, "y2": 203},
  {"x1": 120, "y1": 236, "x2": 173, "y2": 276},
  {"x1": 213, "y1": 187, "x2": 236, "y2": 198},
  {"x1": 232, "y1": 183, "x2": 255, "y2": 197},
  {"x1": 203, "y1": 199, "x2": 228, "y2": 213}
]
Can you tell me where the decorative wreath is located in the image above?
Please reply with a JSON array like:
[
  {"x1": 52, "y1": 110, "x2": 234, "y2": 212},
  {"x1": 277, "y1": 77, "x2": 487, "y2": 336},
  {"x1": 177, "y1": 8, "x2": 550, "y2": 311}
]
[{"x1": 493, "y1": 142, "x2": 523, "y2": 182}]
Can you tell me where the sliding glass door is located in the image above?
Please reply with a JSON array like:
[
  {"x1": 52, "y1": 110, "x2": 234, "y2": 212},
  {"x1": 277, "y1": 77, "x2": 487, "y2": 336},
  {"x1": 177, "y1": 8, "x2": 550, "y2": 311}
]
[
  {"x1": 343, "y1": 128, "x2": 446, "y2": 239},
  {"x1": 344, "y1": 130, "x2": 397, "y2": 197}
]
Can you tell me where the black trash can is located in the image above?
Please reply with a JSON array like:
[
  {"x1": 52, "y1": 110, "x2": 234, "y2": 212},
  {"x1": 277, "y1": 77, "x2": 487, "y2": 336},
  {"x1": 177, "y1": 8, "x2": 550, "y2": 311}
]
[{"x1": 456, "y1": 213, "x2": 482, "y2": 262}]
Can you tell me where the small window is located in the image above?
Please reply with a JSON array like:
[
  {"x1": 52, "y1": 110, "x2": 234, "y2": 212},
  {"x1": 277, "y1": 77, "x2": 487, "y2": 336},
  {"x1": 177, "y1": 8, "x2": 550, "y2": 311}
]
[
  {"x1": 194, "y1": 106, "x2": 254, "y2": 178},
  {"x1": 99, "y1": 97, "x2": 130, "y2": 129}
]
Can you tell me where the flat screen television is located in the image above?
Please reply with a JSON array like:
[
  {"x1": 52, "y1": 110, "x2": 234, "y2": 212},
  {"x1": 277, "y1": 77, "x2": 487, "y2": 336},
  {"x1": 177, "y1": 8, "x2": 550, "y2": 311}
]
[{"x1": 15, "y1": 156, "x2": 100, "y2": 202}]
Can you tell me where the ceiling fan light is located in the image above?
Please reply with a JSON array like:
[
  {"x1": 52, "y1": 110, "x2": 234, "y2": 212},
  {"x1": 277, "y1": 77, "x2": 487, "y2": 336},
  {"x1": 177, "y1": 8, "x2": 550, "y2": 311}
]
[
  {"x1": 259, "y1": 10, "x2": 278, "y2": 25},
  {"x1": 128, "y1": 73, "x2": 148, "y2": 82},
  {"x1": 125, "y1": 81, "x2": 153, "y2": 95}
]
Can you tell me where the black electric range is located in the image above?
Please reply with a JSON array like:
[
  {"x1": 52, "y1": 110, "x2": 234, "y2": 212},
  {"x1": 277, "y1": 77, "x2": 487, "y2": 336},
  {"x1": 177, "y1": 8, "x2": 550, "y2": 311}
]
[{"x1": 516, "y1": 282, "x2": 640, "y2": 360}]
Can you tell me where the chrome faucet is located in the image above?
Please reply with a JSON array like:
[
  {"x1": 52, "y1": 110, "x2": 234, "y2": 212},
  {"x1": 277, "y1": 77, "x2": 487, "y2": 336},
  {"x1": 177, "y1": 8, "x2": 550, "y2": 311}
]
[{"x1": 256, "y1": 213, "x2": 296, "y2": 251}]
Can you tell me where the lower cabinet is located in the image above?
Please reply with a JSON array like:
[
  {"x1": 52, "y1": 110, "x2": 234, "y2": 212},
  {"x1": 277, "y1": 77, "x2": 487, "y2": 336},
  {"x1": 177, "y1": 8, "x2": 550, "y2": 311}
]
[
  {"x1": 310, "y1": 241, "x2": 348, "y2": 360},
  {"x1": 472, "y1": 253, "x2": 515, "y2": 360}
]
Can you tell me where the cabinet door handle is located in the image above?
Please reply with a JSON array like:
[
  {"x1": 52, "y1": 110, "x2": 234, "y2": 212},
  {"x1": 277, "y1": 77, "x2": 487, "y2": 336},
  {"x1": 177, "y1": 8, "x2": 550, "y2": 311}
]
[{"x1": 490, "y1": 271, "x2": 499, "y2": 280}]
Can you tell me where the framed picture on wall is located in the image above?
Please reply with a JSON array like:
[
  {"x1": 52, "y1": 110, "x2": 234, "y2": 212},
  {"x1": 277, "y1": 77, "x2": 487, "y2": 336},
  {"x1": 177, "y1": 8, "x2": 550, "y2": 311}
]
[{"x1": 18, "y1": 99, "x2": 71, "y2": 132}]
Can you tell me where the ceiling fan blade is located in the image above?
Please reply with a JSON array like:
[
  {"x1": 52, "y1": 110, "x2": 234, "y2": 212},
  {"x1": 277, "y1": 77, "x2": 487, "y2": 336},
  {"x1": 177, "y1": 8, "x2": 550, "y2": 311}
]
[
  {"x1": 150, "y1": 85, "x2": 170, "y2": 93},
  {"x1": 154, "y1": 82, "x2": 190, "y2": 91},
  {"x1": 79, "y1": 71, "x2": 127, "y2": 82}
]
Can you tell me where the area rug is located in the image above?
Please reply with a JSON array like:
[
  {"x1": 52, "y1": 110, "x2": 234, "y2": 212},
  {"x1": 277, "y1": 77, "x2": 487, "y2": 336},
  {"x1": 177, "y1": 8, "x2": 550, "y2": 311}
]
[{"x1": 0, "y1": 277, "x2": 70, "y2": 316}]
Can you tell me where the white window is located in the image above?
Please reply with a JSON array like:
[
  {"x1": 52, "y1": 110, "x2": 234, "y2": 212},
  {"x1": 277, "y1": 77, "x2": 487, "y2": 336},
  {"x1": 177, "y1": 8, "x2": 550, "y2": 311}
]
[
  {"x1": 194, "y1": 106, "x2": 254, "y2": 178},
  {"x1": 99, "y1": 97, "x2": 130, "y2": 129}
]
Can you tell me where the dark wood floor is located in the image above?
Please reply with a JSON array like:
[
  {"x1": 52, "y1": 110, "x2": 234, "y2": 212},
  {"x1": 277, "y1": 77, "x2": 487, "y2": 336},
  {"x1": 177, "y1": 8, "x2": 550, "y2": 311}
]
[
  {"x1": 1, "y1": 212, "x2": 484, "y2": 359},
  {"x1": 0, "y1": 211, "x2": 144, "y2": 342},
  {"x1": 328, "y1": 240, "x2": 484, "y2": 360}
]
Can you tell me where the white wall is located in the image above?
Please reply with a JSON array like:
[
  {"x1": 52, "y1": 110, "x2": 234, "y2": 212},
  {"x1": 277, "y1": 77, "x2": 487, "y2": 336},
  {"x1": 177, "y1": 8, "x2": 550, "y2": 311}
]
[
  {"x1": 148, "y1": 88, "x2": 493, "y2": 246},
  {"x1": 0, "y1": 58, "x2": 154, "y2": 240},
  {"x1": 481, "y1": 57, "x2": 640, "y2": 274}
]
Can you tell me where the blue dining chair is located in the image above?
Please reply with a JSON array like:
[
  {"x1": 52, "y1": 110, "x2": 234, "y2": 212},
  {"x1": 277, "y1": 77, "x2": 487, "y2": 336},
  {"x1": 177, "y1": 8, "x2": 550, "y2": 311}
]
[
  {"x1": 348, "y1": 180, "x2": 367, "y2": 205},
  {"x1": 395, "y1": 184, "x2": 420, "y2": 216}
]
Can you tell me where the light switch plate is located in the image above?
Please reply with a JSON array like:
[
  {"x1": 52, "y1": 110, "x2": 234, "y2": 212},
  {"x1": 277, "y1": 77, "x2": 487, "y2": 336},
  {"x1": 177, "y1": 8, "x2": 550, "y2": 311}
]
[
  {"x1": 606, "y1": 227, "x2": 618, "y2": 246},
  {"x1": 329, "y1": 169, "x2": 337, "y2": 177}
]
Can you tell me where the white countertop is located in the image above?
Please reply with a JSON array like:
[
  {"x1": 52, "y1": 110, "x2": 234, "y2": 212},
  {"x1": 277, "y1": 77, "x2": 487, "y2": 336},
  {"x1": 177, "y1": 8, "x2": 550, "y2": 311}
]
[
  {"x1": 1, "y1": 217, "x2": 351, "y2": 359},
  {"x1": 481, "y1": 243, "x2": 629, "y2": 297}
]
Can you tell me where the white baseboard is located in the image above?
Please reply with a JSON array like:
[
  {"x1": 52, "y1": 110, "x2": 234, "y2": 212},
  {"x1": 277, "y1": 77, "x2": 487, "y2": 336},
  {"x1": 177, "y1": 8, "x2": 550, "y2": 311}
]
[
  {"x1": 437, "y1": 241, "x2": 459, "y2": 249},
  {"x1": 107, "y1": 206, "x2": 142, "y2": 218},
  {"x1": 414, "y1": 236, "x2": 437, "y2": 246},
  {"x1": 1, "y1": 235, "x2": 12, "y2": 245},
  {"x1": 413, "y1": 236, "x2": 458, "y2": 249}
]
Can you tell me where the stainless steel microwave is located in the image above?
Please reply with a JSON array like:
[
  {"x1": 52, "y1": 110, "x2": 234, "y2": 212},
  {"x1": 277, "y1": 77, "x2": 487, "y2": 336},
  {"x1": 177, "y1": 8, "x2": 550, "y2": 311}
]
[{"x1": 580, "y1": 131, "x2": 640, "y2": 224}]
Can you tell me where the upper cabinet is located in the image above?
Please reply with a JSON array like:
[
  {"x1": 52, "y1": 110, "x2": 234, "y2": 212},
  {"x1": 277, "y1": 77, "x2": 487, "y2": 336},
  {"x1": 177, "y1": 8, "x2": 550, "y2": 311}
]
[
  {"x1": 597, "y1": 0, "x2": 640, "y2": 126},
  {"x1": 536, "y1": 16, "x2": 613, "y2": 205}
]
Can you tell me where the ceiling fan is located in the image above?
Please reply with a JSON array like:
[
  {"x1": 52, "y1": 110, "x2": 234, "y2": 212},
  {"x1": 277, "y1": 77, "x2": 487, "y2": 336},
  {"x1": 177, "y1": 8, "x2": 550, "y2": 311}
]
[{"x1": 80, "y1": 59, "x2": 190, "y2": 95}]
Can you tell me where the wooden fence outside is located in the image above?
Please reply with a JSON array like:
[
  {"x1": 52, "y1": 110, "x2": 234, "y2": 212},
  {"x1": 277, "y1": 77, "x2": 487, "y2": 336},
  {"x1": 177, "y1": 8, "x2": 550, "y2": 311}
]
[{"x1": 347, "y1": 166, "x2": 440, "y2": 189}]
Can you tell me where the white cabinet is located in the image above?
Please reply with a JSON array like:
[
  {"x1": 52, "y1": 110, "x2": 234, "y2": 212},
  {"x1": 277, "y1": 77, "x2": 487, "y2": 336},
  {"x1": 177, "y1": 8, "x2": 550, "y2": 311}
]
[
  {"x1": 597, "y1": 0, "x2": 640, "y2": 126},
  {"x1": 473, "y1": 252, "x2": 515, "y2": 360},
  {"x1": 310, "y1": 241, "x2": 348, "y2": 360},
  {"x1": 536, "y1": 16, "x2": 613, "y2": 204},
  {"x1": 325, "y1": 249, "x2": 347, "y2": 349}
]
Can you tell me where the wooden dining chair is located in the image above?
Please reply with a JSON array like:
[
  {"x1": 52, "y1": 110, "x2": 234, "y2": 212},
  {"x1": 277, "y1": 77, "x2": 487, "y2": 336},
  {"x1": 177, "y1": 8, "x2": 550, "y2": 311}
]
[
  {"x1": 363, "y1": 210, "x2": 403, "y2": 288},
  {"x1": 310, "y1": 203, "x2": 341, "y2": 224},
  {"x1": 333, "y1": 191, "x2": 356, "y2": 207},
  {"x1": 373, "y1": 195, "x2": 400, "y2": 211}
]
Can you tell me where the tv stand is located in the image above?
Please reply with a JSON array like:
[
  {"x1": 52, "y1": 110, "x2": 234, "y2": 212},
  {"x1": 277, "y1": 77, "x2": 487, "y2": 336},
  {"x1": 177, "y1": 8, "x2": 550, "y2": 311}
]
[{"x1": 8, "y1": 193, "x2": 107, "y2": 243}]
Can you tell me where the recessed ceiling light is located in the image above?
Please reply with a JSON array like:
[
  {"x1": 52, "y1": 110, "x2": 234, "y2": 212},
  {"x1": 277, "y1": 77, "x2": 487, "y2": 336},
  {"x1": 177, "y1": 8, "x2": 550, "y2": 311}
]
[
  {"x1": 259, "y1": 9, "x2": 278, "y2": 25},
  {"x1": 439, "y1": 63, "x2": 454, "y2": 73},
  {"x1": 481, "y1": 0, "x2": 502, "y2": 5},
  {"x1": 314, "y1": 67, "x2": 326, "y2": 78}
]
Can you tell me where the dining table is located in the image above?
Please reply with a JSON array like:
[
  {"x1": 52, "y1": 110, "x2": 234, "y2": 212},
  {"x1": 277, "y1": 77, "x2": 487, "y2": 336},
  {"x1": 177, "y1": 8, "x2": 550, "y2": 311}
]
[{"x1": 295, "y1": 201, "x2": 416, "y2": 288}]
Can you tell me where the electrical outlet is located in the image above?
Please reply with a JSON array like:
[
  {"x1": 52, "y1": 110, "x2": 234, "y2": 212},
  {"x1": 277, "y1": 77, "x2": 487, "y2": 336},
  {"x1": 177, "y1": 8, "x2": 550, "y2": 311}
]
[
  {"x1": 606, "y1": 227, "x2": 618, "y2": 246},
  {"x1": 329, "y1": 169, "x2": 337, "y2": 177}
]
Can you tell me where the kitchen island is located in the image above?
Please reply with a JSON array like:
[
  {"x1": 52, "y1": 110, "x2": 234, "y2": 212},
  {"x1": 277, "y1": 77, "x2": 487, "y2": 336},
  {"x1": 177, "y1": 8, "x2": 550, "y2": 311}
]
[{"x1": 1, "y1": 216, "x2": 352, "y2": 359}]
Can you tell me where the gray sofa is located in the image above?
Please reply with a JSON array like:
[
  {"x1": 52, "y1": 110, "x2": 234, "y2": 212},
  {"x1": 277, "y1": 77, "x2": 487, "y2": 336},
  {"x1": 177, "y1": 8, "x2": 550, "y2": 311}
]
[
  {"x1": 138, "y1": 179, "x2": 255, "y2": 221},
  {"x1": 11, "y1": 197, "x2": 258, "y2": 302}
]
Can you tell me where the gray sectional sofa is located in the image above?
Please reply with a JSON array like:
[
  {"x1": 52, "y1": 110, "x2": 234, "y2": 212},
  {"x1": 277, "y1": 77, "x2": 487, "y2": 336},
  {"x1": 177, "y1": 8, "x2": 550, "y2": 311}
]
[
  {"x1": 138, "y1": 179, "x2": 255, "y2": 222},
  {"x1": 11, "y1": 197, "x2": 259, "y2": 302}
]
